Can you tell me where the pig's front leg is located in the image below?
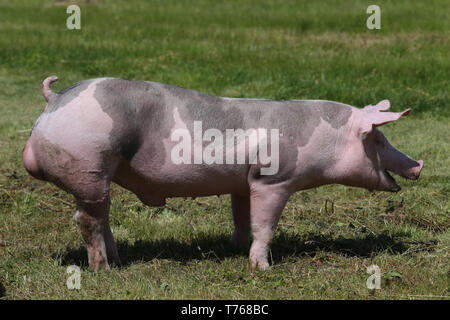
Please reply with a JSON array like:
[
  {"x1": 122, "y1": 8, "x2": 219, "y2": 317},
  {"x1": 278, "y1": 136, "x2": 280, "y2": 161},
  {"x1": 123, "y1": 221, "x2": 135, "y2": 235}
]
[
  {"x1": 230, "y1": 194, "x2": 251, "y2": 250},
  {"x1": 74, "y1": 197, "x2": 120, "y2": 271},
  {"x1": 249, "y1": 184, "x2": 290, "y2": 272}
]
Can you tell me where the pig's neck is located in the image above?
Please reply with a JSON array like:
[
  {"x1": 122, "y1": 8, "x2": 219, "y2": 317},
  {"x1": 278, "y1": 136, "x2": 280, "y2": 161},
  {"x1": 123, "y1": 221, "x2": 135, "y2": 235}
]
[{"x1": 292, "y1": 111, "x2": 357, "y2": 191}]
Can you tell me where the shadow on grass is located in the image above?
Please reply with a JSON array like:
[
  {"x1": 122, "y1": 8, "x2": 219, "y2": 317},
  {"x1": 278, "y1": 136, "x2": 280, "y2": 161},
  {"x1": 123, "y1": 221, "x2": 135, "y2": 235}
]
[
  {"x1": 56, "y1": 231, "x2": 426, "y2": 269},
  {"x1": 271, "y1": 232, "x2": 411, "y2": 261}
]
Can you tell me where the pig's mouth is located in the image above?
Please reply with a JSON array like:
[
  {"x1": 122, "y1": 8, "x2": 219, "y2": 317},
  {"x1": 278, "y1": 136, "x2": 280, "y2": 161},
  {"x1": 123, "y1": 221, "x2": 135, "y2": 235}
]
[
  {"x1": 383, "y1": 169, "x2": 401, "y2": 192},
  {"x1": 383, "y1": 159, "x2": 424, "y2": 192}
]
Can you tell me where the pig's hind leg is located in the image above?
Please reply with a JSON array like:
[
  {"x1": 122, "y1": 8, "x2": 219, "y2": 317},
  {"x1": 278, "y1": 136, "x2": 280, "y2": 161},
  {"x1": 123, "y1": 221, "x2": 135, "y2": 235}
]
[
  {"x1": 74, "y1": 195, "x2": 120, "y2": 271},
  {"x1": 68, "y1": 162, "x2": 121, "y2": 271},
  {"x1": 41, "y1": 147, "x2": 121, "y2": 271}
]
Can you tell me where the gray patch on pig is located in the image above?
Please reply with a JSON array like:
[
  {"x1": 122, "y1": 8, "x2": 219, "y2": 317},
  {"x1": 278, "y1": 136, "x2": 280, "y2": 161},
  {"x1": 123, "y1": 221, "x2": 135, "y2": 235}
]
[
  {"x1": 156, "y1": 84, "x2": 247, "y2": 168},
  {"x1": 35, "y1": 136, "x2": 110, "y2": 203},
  {"x1": 44, "y1": 80, "x2": 94, "y2": 114},
  {"x1": 223, "y1": 99, "x2": 351, "y2": 183},
  {"x1": 162, "y1": 84, "x2": 245, "y2": 133},
  {"x1": 93, "y1": 79, "x2": 172, "y2": 164},
  {"x1": 249, "y1": 110, "x2": 263, "y2": 122},
  {"x1": 166, "y1": 94, "x2": 351, "y2": 183},
  {"x1": 266, "y1": 100, "x2": 352, "y2": 147},
  {"x1": 318, "y1": 101, "x2": 352, "y2": 129}
]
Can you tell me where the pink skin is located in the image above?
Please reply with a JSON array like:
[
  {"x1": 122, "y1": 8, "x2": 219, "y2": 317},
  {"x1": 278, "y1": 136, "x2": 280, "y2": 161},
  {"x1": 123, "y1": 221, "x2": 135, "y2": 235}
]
[
  {"x1": 42, "y1": 75, "x2": 58, "y2": 102},
  {"x1": 23, "y1": 139, "x2": 42, "y2": 179},
  {"x1": 23, "y1": 77, "x2": 424, "y2": 272}
]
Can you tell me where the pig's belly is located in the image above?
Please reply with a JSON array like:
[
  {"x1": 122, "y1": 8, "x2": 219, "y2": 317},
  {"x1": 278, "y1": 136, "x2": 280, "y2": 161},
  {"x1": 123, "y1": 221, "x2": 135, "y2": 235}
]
[{"x1": 112, "y1": 159, "x2": 250, "y2": 204}]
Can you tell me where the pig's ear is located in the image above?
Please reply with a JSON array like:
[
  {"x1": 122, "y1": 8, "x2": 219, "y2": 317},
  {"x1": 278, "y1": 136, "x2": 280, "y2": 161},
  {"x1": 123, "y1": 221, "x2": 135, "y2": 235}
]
[
  {"x1": 363, "y1": 99, "x2": 391, "y2": 112},
  {"x1": 360, "y1": 104, "x2": 411, "y2": 139}
]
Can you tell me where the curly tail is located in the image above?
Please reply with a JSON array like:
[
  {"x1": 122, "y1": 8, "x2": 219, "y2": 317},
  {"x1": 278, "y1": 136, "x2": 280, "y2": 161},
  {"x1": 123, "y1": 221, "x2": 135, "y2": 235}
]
[{"x1": 42, "y1": 75, "x2": 58, "y2": 102}]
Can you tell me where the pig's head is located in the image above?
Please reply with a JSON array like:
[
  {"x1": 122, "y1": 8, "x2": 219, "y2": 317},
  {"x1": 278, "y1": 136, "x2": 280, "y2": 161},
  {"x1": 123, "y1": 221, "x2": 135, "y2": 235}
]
[{"x1": 334, "y1": 100, "x2": 423, "y2": 192}]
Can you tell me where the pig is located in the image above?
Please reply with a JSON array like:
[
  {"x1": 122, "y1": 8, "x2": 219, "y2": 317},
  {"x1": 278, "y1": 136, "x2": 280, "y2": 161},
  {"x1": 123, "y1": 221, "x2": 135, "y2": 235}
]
[{"x1": 23, "y1": 76, "x2": 423, "y2": 272}]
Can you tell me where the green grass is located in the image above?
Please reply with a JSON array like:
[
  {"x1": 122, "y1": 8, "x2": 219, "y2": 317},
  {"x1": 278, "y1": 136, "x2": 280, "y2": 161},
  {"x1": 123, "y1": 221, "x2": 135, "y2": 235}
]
[{"x1": 0, "y1": 0, "x2": 449, "y2": 299}]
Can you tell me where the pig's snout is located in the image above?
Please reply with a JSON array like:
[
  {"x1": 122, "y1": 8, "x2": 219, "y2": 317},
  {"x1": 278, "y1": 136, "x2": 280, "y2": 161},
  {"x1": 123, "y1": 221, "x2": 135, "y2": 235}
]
[{"x1": 406, "y1": 159, "x2": 423, "y2": 180}]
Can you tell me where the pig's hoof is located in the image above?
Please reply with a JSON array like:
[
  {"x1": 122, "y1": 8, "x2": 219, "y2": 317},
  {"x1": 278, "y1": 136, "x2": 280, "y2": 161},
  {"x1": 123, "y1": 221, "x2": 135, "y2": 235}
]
[
  {"x1": 89, "y1": 263, "x2": 110, "y2": 272},
  {"x1": 250, "y1": 258, "x2": 270, "y2": 273},
  {"x1": 250, "y1": 262, "x2": 270, "y2": 276},
  {"x1": 88, "y1": 254, "x2": 110, "y2": 272},
  {"x1": 258, "y1": 262, "x2": 270, "y2": 271}
]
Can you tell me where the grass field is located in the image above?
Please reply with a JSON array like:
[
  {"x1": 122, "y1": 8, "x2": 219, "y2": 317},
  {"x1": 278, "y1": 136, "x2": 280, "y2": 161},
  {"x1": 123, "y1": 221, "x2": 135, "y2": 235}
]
[{"x1": 0, "y1": 0, "x2": 449, "y2": 299}]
